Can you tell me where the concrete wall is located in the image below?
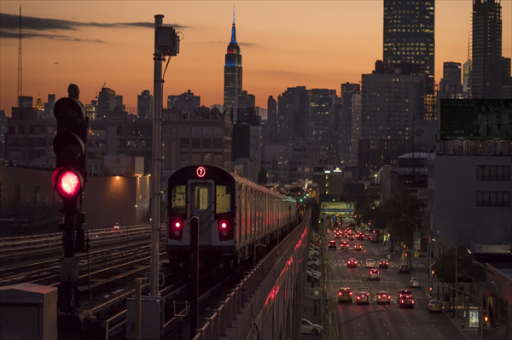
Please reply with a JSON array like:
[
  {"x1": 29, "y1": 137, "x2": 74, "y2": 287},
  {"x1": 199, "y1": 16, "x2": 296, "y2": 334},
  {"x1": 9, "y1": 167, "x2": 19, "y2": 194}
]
[{"x1": 429, "y1": 155, "x2": 512, "y2": 248}]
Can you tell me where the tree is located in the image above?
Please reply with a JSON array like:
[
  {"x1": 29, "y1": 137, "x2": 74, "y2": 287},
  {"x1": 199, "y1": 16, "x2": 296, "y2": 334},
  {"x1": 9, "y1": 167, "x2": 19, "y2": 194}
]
[{"x1": 432, "y1": 246, "x2": 472, "y2": 284}]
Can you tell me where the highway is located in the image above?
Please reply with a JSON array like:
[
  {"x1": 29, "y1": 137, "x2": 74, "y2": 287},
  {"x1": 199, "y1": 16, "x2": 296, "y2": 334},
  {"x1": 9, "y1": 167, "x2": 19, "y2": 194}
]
[{"x1": 327, "y1": 234, "x2": 467, "y2": 340}]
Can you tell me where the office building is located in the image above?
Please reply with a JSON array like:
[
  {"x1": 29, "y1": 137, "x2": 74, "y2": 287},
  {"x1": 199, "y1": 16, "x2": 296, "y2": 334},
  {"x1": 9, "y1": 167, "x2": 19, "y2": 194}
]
[
  {"x1": 18, "y1": 96, "x2": 33, "y2": 108},
  {"x1": 383, "y1": 0, "x2": 435, "y2": 94},
  {"x1": 167, "y1": 89, "x2": 200, "y2": 115},
  {"x1": 264, "y1": 95, "x2": 278, "y2": 143},
  {"x1": 339, "y1": 83, "x2": 360, "y2": 168},
  {"x1": 223, "y1": 14, "x2": 243, "y2": 114},
  {"x1": 238, "y1": 90, "x2": 255, "y2": 111},
  {"x1": 277, "y1": 86, "x2": 309, "y2": 142},
  {"x1": 137, "y1": 90, "x2": 153, "y2": 121},
  {"x1": 309, "y1": 89, "x2": 337, "y2": 161},
  {"x1": 348, "y1": 93, "x2": 362, "y2": 170},
  {"x1": 0, "y1": 110, "x2": 7, "y2": 160},
  {"x1": 472, "y1": 0, "x2": 502, "y2": 99},
  {"x1": 463, "y1": 59, "x2": 472, "y2": 97},
  {"x1": 439, "y1": 62, "x2": 463, "y2": 99},
  {"x1": 98, "y1": 87, "x2": 116, "y2": 119}
]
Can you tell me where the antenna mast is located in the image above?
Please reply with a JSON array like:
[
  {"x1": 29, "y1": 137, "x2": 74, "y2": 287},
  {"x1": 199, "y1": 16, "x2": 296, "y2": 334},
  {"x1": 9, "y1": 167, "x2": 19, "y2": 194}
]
[{"x1": 17, "y1": 6, "x2": 22, "y2": 106}]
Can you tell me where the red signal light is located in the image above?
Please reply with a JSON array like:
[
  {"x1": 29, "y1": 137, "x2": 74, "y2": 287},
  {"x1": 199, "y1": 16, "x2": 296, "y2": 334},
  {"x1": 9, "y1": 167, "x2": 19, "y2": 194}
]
[
  {"x1": 53, "y1": 168, "x2": 82, "y2": 198},
  {"x1": 221, "y1": 222, "x2": 227, "y2": 229},
  {"x1": 175, "y1": 222, "x2": 181, "y2": 228}
]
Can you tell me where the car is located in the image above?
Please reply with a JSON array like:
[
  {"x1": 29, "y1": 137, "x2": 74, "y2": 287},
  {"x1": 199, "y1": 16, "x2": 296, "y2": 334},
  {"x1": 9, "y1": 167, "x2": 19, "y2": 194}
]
[
  {"x1": 355, "y1": 291, "x2": 370, "y2": 305},
  {"x1": 377, "y1": 291, "x2": 391, "y2": 304},
  {"x1": 337, "y1": 287, "x2": 353, "y2": 303},
  {"x1": 397, "y1": 289, "x2": 413, "y2": 302},
  {"x1": 357, "y1": 234, "x2": 365, "y2": 240},
  {"x1": 348, "y1": 234, "x2": 354, "y2": 240},
  {"x1": 309, "y1": 249, "x2": 320, "y2": 257},
  {"x1": 410, "y1": 277, "x2": 422, "y2": 288},
  {"x1": 370, "y1": 235, "x2": 379, "y2": 243},
  {"x1": 111, "y1": 223, "x2": 120, "y2": 232},
  {"x1": 302, "y1": 318, "x2": 323, "y2": 335},
  {"x1": 379, "y1": 259, "x2": 389, "y2": 268},
  {"x1": 328, "y1": 240, "x2": 337, "y2": 250},
  {"x1": 399, "y1": 295, "x2": 415, "y2": 308},
  {"x1": 427, "y1": 299, "x2": 443, "y2": 313},
  {"x1": 398, "y1": 264, "x2": 410, "y2": 273},
  {"x1": 340, "y1": 241, "x2": 349, "y2": 250},
  {"x1": 347, "y1": 258, "x2": 358, "y2": 268},
  {"x1": 368, "y1": 269, "x2": 381, "y2": 281},
  {"x1": 308, "y1": 257, "x2": 320, "y2": 266},
  {"x1": 354, "y1": 244, "x2": 362, "y2": 251},
  {"x1": 365, "y1": 259, "x2": 375, "y2": 268}
]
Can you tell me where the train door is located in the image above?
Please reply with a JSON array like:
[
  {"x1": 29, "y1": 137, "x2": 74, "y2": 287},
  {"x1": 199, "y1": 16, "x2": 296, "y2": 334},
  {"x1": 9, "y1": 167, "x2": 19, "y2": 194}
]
[{"x1": 188, "y1": 180, "x2": 215, "y2": 246}]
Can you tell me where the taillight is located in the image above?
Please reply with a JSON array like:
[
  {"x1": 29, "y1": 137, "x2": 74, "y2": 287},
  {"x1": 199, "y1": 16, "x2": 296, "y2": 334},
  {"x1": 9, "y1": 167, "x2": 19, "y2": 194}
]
[
  {"x1": 367, "y1": 293, "x2": 370, "y2": 296},
  {"x1": 169, "y1": 218, "x2": 184, "y2": 240},
  {"x1": 349, "y1": 292, "x2": 352, "y2": 295},
  {"x1": 401, "y1": 300, "x2": 404, "y2": 303},
  {"x1": 412, "y1": 300, "x2": 415, "y2": 304},
  {"x1": 355, "y1": 261, "x2": 358, "y2": 264},
  {"x1": 388, "y1": 296, "x2": 391, "y2": 299},
  {"x1": 378, "y1": 295, "x2": 381, "y2": 299},
  {"x1": 218, "y1": 220, "x2": 233, "y2": 241},
  {"x1": 357, "y1": 296, "x2": 360, "y2": 300},
  {"x1": 338, "y1": 292, "x2": 342, "y2": 296}
]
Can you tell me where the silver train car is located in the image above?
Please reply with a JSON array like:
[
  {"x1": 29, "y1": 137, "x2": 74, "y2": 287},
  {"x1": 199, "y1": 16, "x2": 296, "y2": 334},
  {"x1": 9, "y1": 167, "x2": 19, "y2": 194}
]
[{"x1": 167, "y1": 165, "x2": 297, "y2": 269}]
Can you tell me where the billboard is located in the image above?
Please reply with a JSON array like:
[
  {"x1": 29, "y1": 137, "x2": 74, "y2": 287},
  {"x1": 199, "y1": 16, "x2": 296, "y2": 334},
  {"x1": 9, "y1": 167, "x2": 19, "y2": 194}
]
[{"x1": 440, "y1": 99, "x2": 512, "y2": 140}]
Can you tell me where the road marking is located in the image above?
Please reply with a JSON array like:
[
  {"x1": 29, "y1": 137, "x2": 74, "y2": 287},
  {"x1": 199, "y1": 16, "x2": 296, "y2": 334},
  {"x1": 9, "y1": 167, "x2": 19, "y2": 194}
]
[
  {"x1": 361, "y1": 331, "x2": 364, "y2": 335},
  {"x1": 383, "y1": 322, "x2": 386, "y2": 326},
  {"x1": 387, "y1": 332, "x2": 390, "y2": 336}
]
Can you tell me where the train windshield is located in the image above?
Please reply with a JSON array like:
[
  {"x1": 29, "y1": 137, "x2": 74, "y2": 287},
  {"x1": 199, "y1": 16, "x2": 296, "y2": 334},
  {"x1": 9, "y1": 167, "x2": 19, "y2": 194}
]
[
  {"x1": 216, "y1": 185, "x2": 231, "y2": 213},
  {"x1": 171, "y1": 185, "x2": 186, "y2": 214}
]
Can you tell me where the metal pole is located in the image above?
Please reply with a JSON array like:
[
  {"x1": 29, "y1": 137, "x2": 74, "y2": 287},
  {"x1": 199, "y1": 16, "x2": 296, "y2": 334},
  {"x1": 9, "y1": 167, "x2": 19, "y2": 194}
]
[
  {"x1": 150, "y1": 14, "x2": 164, "y2": 297},
  {"x1": 135, "y1": 278, "x2": 142, "y2": 340},
  {"x1": 190, "y1": 217, "x2": 199, "y2": 338},
  {"x1": 454, "y1": 246, "x2": 457, "y2": 318}
]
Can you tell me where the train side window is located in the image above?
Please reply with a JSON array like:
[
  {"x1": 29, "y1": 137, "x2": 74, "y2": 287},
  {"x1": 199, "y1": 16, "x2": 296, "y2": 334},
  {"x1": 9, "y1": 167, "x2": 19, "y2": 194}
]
[
  {"x1": 194, "y1": 186, "x2": 209, "y2": 211},
  {"x1": 216, "y1": 185, "x2": 231, "y2": 213},
  {"x1": 171, "y1": 185, "x2": 186, "y2": 213}
]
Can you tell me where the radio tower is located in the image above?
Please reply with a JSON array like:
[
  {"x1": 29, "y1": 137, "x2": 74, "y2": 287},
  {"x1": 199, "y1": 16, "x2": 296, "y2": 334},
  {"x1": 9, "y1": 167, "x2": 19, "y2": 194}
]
[{"x1": 17, "y1": 6, "x2": 22, "y2": 106}]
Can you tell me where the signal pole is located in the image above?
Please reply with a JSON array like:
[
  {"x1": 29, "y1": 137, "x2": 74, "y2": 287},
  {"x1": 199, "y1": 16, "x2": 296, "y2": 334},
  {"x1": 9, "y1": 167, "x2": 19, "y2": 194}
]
[{"x1": 53, "y1": 84, "x2": 89, "y2": 316}]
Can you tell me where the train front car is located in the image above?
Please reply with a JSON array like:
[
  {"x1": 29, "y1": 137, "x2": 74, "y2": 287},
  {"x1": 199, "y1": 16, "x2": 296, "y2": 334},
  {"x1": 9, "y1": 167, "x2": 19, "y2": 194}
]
[{"x1": 167, "y1": 165, "x2": 236, "y2": 271}]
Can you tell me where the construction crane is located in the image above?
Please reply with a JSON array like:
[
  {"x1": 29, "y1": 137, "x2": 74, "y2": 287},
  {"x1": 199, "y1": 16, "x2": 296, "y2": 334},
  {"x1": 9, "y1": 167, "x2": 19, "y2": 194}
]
[
  {"x1": 17, "y1": 6, "x2": 22, "y2": 106},
  {"x1": 102, "y1": 82, "x2": 107, "y2": 88}
]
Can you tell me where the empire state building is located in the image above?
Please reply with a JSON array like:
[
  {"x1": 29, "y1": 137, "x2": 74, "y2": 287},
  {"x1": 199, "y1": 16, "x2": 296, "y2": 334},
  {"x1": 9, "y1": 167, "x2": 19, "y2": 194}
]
[{"x1": 223, "y1": 12, "x2": 242, "y2": 113}]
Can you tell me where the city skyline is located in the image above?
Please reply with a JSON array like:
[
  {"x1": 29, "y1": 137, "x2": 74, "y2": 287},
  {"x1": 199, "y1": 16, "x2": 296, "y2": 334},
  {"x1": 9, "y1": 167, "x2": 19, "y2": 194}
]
[{"x1": 1, "y1": 1, "x2": 511, "y2": 115}]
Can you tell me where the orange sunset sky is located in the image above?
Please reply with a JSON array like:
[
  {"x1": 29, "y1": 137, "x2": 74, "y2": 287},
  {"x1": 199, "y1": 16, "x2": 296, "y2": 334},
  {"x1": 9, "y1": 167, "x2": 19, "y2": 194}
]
[{"x1": 1, "y1": 0, "x2": 511, "y2": 118}]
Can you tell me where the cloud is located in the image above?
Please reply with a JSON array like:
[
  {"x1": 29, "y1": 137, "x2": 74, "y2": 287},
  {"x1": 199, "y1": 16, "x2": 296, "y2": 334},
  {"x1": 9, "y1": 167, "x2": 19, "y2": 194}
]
[
  {"x1": 0, "y1": 29, "x2": 105, "y2": 42},
  {"x1": 0, "y1": 12, "x2": 188, "y2": 41}
]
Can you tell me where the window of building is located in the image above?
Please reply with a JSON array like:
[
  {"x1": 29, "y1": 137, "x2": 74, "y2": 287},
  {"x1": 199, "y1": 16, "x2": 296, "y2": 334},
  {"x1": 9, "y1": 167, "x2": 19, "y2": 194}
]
[
  {"x1": 180, "y1": 139, "x2": 189, "y2": 148},
  {"x1": 213, "y1": 139, "x2": 223, "y2": 149},
  {"x1": 191, "y1": 139, "x2": 201, "y2": 149},
  {"x1": 214, "y1": 127, "x2": 223, "y2": 137},
  {"x1": 203, "y1": 126, "x2": 212, "y2": 137},
  {"x1": 192, "y1": 126, "x2": 202, "y2": 136},
  {"x1": 477, "y1": 166, "x2": 510, "y2": 181},
  {"x1": 476, "y1": 191, "x2": 510, "y2": 207},
  {"x1": 14, "y1": 184, "x2": 21, "y2": 204},
  {"x1": 191, "y1": 153, "x2": 201, "y2": 163},
  {"x1": 180, "y1": 126, "x2": 189, "y2": 136},
  {"x1": 203, "y1": 153, "x2": 212, "y2": 162}
]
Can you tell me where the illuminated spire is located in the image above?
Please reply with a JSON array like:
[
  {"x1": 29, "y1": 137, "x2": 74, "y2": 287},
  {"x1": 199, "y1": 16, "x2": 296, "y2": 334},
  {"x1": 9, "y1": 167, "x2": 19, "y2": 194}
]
[{"x1": 231, "y1": 6, "x2": 237, "y2": 43}]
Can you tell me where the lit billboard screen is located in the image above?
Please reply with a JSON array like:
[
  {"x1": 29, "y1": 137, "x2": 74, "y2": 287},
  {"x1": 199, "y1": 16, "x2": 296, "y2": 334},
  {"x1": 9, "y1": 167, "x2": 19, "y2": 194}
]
[{"x1": 440, "y1": 99, "x2": 512, "y2": 141}]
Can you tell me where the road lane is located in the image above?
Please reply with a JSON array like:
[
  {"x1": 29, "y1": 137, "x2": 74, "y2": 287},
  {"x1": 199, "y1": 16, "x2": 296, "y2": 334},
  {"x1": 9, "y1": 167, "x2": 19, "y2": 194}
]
[{"x1": 327, "y1": 234, "x2": 467, "y2": 340}]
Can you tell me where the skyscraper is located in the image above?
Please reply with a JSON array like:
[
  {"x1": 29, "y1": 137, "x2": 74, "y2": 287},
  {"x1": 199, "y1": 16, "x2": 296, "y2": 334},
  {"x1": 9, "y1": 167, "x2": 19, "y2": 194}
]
[
  {"x1": 472, "y1": 0, "x2": 502, "y2": 99},
  {"x1": 383, "y1": 0, "x2": 435, "y2": 94},
  {"x1": 339, "y1": 83, "x2": 360, "y2": 168},
  {"x1": 223, "y1": 11, "x2": 242, "y2": 114},
  {"x1": 439, "y1": 62, "x2": 463, "y2": 99},
  {"x1": 98, "y1": 87, "x2": 116, "y2": 119},
  {"x1": 137, "y1": 89, "x2": 153, "y2": 120},
  {"x1": 167, "y1": 89, "x2": 200, "y2": 114},
  {"x1": 266, "y1": 95, "x2": 278, "y2": 143}
]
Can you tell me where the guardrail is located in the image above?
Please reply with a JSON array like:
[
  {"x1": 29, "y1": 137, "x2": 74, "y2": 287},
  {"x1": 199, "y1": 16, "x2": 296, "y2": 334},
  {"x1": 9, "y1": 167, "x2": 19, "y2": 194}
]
[{"x1": 192, "y1": 212, "x2": 310, "y2": 340}]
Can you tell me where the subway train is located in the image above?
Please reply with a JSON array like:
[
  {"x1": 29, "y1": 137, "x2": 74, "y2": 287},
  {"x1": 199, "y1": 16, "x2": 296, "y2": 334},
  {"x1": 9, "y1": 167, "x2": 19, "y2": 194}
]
[{"x1": 166, "y1": 165, "x2": 297, "y2": 270}]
